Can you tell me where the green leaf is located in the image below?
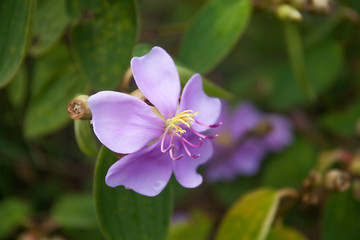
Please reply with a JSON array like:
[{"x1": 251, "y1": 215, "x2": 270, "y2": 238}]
[
  {"x1": 215, "y1": 188, "x2": 279, "y2": 240},
  {"x1": 7, "y1": 66, "x2": 27, "y2": 108},
  {"x1": 30, "y1": 0, "x2": 71, "y2": 57},
  {"x1": 52, "y1": 193, "x2": 103, "y2": 240},
  {"x1": 284, "y1": 22, "x2": 314, "y2": 100},
  {"x1": 24, "y1": 70, "x2": 85, "y2": 138},
  {"x1": 320, "y1": 97, "x2": 360, "y2": 137},
  {"x1": 179, "y1": 0, "x2": 252, "y2": 73},
  {"x1": 94, "y1": 146, "x2": 173, "y2": 240},
  {"x1": 132, "y1": 43, "x2": 153, "y2": 57},
  {"x1": 230, "y1": 40, "x2": 344, "y2": 110},
  {"x1": 177, "y1": 65, "x2": 233, "y2": 99},
  {"x1": 31, "y1": 43, "x2": 73, "y2": 97},
  {"x1": 267, "y1": 226, "x2": 307, "y2": 240},
  {"x1": 0, "y1": 198, "x2": 31, "y2": 239},
  {"x1": 269, "y1": 41, "x2": 343, "y2": 110},
  {"x1": 167, "y1": 211, "x2": 212, "y2": 240},
  {"x1": 211, "y1": 176, "x2": 260, "y2": 206},
  {"x1": 53, "y1": 193, "x2": 99, "y2": 228},
  {"x1": 262, "y1": 138, "x2": 315, "y2": 189},
  {"x1": 321, "y1": 190, "x2": 360, "y2": 240},
  {"x1": 65, "y1": 0, "x2": 100, "y2": 18},
  {"x1": 74, "y1": 119, "x2": 99, "y2": 157},
  {"x1": 0, "y1": 0, "x2": 35, "y2": 88},
  {"x1": 71, "y1": 0, "x2": 138, "y2": 90}
]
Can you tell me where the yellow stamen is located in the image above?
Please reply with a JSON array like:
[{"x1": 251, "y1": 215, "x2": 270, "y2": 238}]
[{"x1": 166, "y1": 110, "x2": 199, "y2": 134}]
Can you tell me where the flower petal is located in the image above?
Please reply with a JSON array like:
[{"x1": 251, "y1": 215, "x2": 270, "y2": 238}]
[
  {"x1": 88, "y1": 91, "x2": 164, "y2": 154},
  {"x1": 229, "y1": 139, "x2": 267, "y2": 176},
  {"x1": 264, "y1": 115, "x2": 293, "y2": 152},
  {"x1": 173, "y1": 134, "x2": 213, "y2": 188},
  {"x1": 231, "y1": 101, "x2": 262, "y2": 139},
  {"x1": 131, "y1": 46, "x2": 180, "y2": 119},
  {"x1": 178, "y1": 74, "x2": 221, "y2": 132},
  {"x1": 205, "y1": 155, "x2": 238, "y2": 183},
  {"x1": 105, "y1": 140, "x2": 173, "y2": 197}
]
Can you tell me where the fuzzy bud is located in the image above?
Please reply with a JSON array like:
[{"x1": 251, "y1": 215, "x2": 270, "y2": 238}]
[
  {"x1": 276, "y1": 4, "x2": 303, "y2": 22},
  {"x1": 324, "y1": 170, "x2": 351, "y2": 192},
  {"x1": 67, "y1": 95, "x2": 92, "y2": 120},
  {"x1": 312, "y1": 0, "x2": 331, "y2": 13}
]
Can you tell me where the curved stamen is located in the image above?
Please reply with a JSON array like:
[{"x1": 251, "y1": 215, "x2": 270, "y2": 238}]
[
  {"x1": 180, "y1": 135, "x2": 200, "y2": 159},
  {"x1": 195, "y1": 120, "x2": 223, "y2": 128},
  {"x1": 161, "y1": 127, "x2": 174, "y2": 153},
  {"x1": 190, "y1": 127, "x2": 219, "y2": 139},
  {"x1": 170, "y1": 148, "x2": 184, "y2": 160},
  {"x1": 176, "y1": 133, "x2": 203, "y2": 148}
]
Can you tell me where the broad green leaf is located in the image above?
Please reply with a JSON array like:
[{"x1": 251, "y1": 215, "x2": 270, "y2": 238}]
[
  {"x1": 7, "y1": 66, "x2": 27, "y2": 108},
  {"x1": 322, "y1": 190, "x2": 360, "y2": 240},
  {"x1": 0, "y1": 198, "x2": 31, "y2": 239},
  {"x1": 94, "y1": 146, "x2": 173, "y2": 240},
  {"x1": 65, "y1": 0, "x2": 100, "y2": 17},
  {"x1": 267, "y1": 226, "x2": 307, "y2": 240},
  {"x1": 24, "y1": 70, "x2": 85, "y2": 138},
  {"x1": 167, "y1": 211, "x2": 212, "y2": 240},
  {"x1": 268, "y1": 41, "x2": 343, "y2": 110},
  {"x1": 0, "y1": 0, "x2": 35, "y2": 88},
  {"x1": 31, "y1": 43, "x2": 73, "y2": 97},
  {"x1": 177, "y1": 65, "x2": 233, "y2": 99},
  {"x1": 132, "y1": 43, "x2": 153, "y2": 57},
  {"x1": 262, "y1": 138, "x2": 315, "y2": 189},
  {"x1": 179, "y1": 0, "x2": 252, "y2": 73},
  {"x1": 71, "y1": 0, "x2": 138, "y2": 90},
  {"x1": 215, "y1": 188, "x2": 279, "y2": 240},
  {"x1": 52, "y1": 193, "x2": 103, "y2": 240},
  {"x1": 320, "y1": 97, "x2": 360, "y2": 137},
  {"x1": 211, "y1": 176, "x2": 260, "y2": 206},
  {"x1": 74, "y1": 119, "x2": 99, "y2": 157},
  {"x1": 229, "y1": 41, "x2": 343, "y2": 110},
  {"x1": 284, "y1": 22, "x2": 314, "y2": 100},
  {"x1": 30, "y1": 0, "x2": 71, "y2": 56},
  {"x1": 52, "y1": 194, "x2": 99, "y2": 228}
]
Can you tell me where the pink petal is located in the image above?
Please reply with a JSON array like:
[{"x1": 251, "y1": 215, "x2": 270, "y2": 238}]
[
  {"x1": 105, "y1": 140, "x2": 173, "y2": 197},
  {"x1": 178, "y1": 74, "x2": 221, "y2": 132},
  {"x1": 131, "y1": 46, "x2": 180, "y2": 119},
  {"x1": 88, "y1": 91, "x2": 164, "y2": 154},
  {"x1": 173, "y1": 134, "x2": 213, "y2": 188}
]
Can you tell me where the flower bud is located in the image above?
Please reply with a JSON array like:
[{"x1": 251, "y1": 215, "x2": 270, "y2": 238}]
[
  {"x1": 312, "y1": 0, "x2": 331, "y2": 13},
  {"x1": 324, "y1": 169, "x2": 351, "y2": 192},
  {"x1": 67, "y1": 95, "x2": 92, "y2": 120},
  {"x1": 276, "y1": 4, "x2": 303, "y2": 22}
]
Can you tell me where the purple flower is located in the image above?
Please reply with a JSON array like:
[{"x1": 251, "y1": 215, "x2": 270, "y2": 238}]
[
  {"x1": 88, "y1": 47, "x2": 221, "y2": 196},
  {"x1": 205, "y1": 101, "x2": 293, "y2": 182}
]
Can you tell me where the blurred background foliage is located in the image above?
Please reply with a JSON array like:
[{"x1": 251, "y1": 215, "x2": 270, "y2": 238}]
[{"x1": 1, "y1": 0, "x2": 360, "y2": 239}]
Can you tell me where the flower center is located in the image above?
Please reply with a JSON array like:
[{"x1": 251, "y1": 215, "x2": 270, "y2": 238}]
[
  {"x1": 160, "y1": 110, "x2": 222, "y2": 161},
  {"x1": 165, "y1": 110, "x2": 199, "y2": 134}
]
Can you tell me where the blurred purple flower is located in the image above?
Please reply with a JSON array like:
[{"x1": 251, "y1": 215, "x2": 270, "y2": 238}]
[
  {"x1": 205, "y1": 101, "x2": 293, "y2": 182},
  {"x1": 88, "y1": 46, "x2": 221, "y2": 196}
]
